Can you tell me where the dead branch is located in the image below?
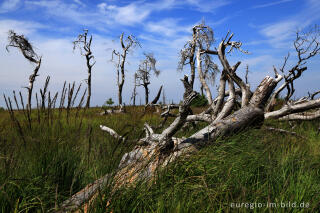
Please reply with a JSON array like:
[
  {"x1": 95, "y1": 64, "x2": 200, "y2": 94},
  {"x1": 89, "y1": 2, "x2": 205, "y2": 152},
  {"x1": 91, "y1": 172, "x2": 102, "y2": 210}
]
[
  {"x1": 100, "y1": 125, "x2": 125, "y2": 141},
  {"x1": 150, "y1": 85, "x2": 163, "y2": 105},
  {"x1": 266, "y1": 25, "x2": 320, "y2": 111},
  {"x1": 265, "y1": 98, "x2": 320, "y2": 120}
]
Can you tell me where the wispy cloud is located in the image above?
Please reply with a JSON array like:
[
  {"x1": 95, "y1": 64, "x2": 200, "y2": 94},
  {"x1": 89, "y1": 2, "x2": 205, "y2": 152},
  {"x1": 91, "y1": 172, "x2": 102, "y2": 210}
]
[
  {"x1": 98, "y1": 2, "x2": 150, "y2": 26},
  {"x1": 25, "y1": 0, "x2": 98, "y2": 26},
  {"x1": 0, "y1": 0, "x2": 20, "y2": 13},
  {"x1": 258, "y1": 0, "x2": 320, "y2": 48},
  {"x1": 184, "y1": 0, "x2": 230, "y2": 12},
  {"x1": 73, "y1": 0, "x2": 85, "y2": 7},
  {"x1": 0, "y1": 19, "x2": 45, "y2": 41},
  {"x1": 144, "y1": 18, "x2": 190, "y2": 37},
  {"x1": 260, "y1": 20, "x2": 300, "y2": 48},
  {"x1": 252, "y1": 0, "x2": 294, "y2": 9}
]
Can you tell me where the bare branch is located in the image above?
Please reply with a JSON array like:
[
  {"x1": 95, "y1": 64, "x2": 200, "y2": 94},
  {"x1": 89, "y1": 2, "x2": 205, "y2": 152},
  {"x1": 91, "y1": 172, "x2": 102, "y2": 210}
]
[{"x1": 100, "y1": 125, "x2": 125, "y2": 141}]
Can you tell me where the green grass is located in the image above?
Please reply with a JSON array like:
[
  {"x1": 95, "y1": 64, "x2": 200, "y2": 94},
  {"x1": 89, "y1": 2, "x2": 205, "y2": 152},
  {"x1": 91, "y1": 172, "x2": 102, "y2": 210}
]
[
  {"x1": 105, "y1": 119, "x2": 320, "y2": 213},
  {"x1": 0, "y1": 106, "x2": 320, "y2": 212}
]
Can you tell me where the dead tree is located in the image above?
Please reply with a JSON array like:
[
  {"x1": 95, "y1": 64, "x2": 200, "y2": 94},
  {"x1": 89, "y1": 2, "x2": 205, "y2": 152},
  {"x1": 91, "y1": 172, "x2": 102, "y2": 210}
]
[
  {"x1": 178, "y1": 27, "x2": 197, "y2": 88},
  {"x1": 265, "y1": 25, "x2": 320, "y2": 112},
  {"x1": 73, "y1": 29, "x2": 95, "y2": 108},
  {"x1": 136, "y1": 53, "x2": 161, "y2": 104},
  {"x1": 60, "y1": 25, "x2": 320, "y2": 212},
  {"x1": 130, "y1": 73, "x2": 138, "y2": 106},
  {"x1": 112, "y1": 33, "x2": 140, "y2": 105},
  {"x1": 179, "y1": 23, "x2": 219, "y2": 105},
  {"x1": 6, "y1": 30, "x2": 42, "y2": 111}
]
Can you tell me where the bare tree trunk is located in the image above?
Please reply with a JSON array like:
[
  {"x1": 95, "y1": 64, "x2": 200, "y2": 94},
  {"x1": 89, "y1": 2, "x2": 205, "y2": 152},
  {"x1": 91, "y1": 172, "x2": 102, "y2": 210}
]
[
  {"x1": 196, "y1": 48, "x2": 213, "y2": 105},
  {"x1": 144, "y1": 84, "x2": 149, "y2": 104},
  {"x1": 131, "y1": 73, "x2": 138, "y2": 106},
  {"x1": 73, "y1": 30, "x2": 95, "y2": 109},
  {"x1": 118, "y1": 82, "x2": 123, "y2": 106},
  {"x1": 27, "y1": 59, "x2": 41, "y2": 111},
  {"x1": 162, "y1": 88, "x2": 166, "y2": 105},
  {"x1": 86, "y1": 66, "x2": 91, "y2": 108},
  {"x1": 190, "y1": 60, "x2": 196, "y2": 88},
  {"x1": 118, "y1": 50, "x2": 126, "y2": 105},
  {"x1": 132, "y1": 87, "x2": 136, "y2": 106},
  {"x1": 150, "y1": 86, "x2": 163, "y2": 105}
]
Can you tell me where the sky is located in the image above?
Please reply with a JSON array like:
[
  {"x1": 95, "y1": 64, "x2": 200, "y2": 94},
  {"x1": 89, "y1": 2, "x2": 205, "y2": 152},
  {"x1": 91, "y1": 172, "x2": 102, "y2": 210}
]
[{"x1": 0, "y1": 0, "x2": 320, "y2": 107}]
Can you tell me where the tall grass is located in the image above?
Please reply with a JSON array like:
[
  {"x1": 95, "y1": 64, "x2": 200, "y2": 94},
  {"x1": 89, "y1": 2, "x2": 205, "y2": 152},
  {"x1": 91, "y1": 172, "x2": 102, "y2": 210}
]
[
  {"x1": 1, "y1": 81, "x2": 320, "y2": 212},
  {"x1": 0, "y1": 79, "x2": 163, "y2": 212},
  {"x1": 105, "y1": 119, "x2": 320, "y2": 213}
]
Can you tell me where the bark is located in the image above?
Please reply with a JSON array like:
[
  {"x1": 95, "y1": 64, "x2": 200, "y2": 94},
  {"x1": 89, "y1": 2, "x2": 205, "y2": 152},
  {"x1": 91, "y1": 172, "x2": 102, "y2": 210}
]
[
  {"x1": 278, "y1": 110, "x2": 320, "y2": 121},
  {"x1": 86, "y1": 65, "x2": 92, "y2": 108},
  {"x1": 150, "y1": 86, "x2": 163, "y2": 105},
  {"x1": 131, "y1": 73, "x2": 138, "y2": 106},
  {"x1": 118, "y1": 48, "x2": 126, "y2": 105},
  {"x1": 265, "y1": 98, "x2": 320, "y2": 120},
  {"x1": 144, "y1": 84, "x2": 149, "y2": 105},
  {"x1": 196, "y1": 48, "x2": 213, "y2": 105},
  {"x1": 27, "y1": 59, "x2": 41, "y2": 111}
]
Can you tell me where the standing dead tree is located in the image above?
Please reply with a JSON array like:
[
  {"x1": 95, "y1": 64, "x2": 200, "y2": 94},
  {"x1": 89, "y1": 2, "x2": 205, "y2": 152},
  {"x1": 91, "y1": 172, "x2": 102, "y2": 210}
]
[
  {"x1": 178, "y1": 23, "x2": 220, "y2": 105},
  {"x1": 130, "y1": 73, "x2": 138, "y2": 106},
  {"x1": 136, "y1": 53, "x2": 161, "y2": 104},
  {"x1": 60, "y1": 25, "x2": 320, "y2": 212},
  {"x1": 112, "y1": 33, "x2": 140, "y2": 106},
  {"x1": 73, "y1": 29, "x2": 95, "y2": 108},
  {"x1": 178, "y1": 27, "x2": 197, "y2": 88},
  {"x1": 6, "y1": 30, "x2": 42, "y2": 111}
]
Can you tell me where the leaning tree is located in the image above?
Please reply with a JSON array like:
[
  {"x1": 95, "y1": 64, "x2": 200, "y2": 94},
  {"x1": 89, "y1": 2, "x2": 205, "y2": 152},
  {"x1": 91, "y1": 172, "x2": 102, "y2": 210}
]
[
  {"x1": 6, "y1": 30, "x2": 42, "y2": 111},
  {"x1": 136, "y1": 53, "x2": 161, "y2": 105},
  {"x1": 73, "y1": 29, "x2": 95, "y2": 108},
  {"x1": 112, "y1": 33, "x2": 140, "y2": 106},
  {"x1": 60, "y1": 25, "x2": 320, "y2": 212}
]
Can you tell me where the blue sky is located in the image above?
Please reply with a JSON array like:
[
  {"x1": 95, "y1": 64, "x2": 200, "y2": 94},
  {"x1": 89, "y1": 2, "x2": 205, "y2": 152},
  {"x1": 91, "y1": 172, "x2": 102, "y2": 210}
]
[{"x1": 0, "y1": 0, "x2": 320, "y2": 107}]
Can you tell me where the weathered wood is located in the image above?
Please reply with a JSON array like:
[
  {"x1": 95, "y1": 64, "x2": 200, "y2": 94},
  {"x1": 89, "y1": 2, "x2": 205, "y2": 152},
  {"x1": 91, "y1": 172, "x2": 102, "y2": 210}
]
[
  {"x1": 265, "y1": 98, "x2": 320, "y2": 119},
  {"x1": 59, "y1": 26, "x2": 320, "y2": 213}
]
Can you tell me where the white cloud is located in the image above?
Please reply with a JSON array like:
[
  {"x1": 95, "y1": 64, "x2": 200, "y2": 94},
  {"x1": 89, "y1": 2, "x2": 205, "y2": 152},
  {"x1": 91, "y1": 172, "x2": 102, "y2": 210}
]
[
  {"x1": 258, "y1": 0, "x2": 320, "y2": 48},
  {"x1": 0, "y1": 0, "x2": 20, "y2": 13},
  {"x1": 25, "y1": 0, "x2": 99, "y2": 26},
  {"x1": 73, "y1": 0, "x2": 85, "y2": 7},
  {"x1": 260, "y1": 20, "x2": 300, "y2": 48},
  {"x1": 184, "y1": 0, "x2": 230, "y2": 13},
  {"x1": 0, "y1": 19, "x2": 46, "y2": 41},
  {"x1": 144, "y1": 18, "x2": 190, "y2": 37},
  {"x1": 252, "y1": 0, "x2": 294, "y2": 9},
  {"x1": 98, "y1": 2, "x2": 151, "y2": 26}
]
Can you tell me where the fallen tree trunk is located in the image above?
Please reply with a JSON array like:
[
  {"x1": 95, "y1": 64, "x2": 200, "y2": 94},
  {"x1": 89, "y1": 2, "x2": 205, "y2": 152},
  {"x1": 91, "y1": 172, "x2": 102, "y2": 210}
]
[
  {"x1": 59, "y1": 25, "x2": 320, "y2": 212},
  {"x1": 59, "y1": 74, "x2": 279, "y2": 212}
]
